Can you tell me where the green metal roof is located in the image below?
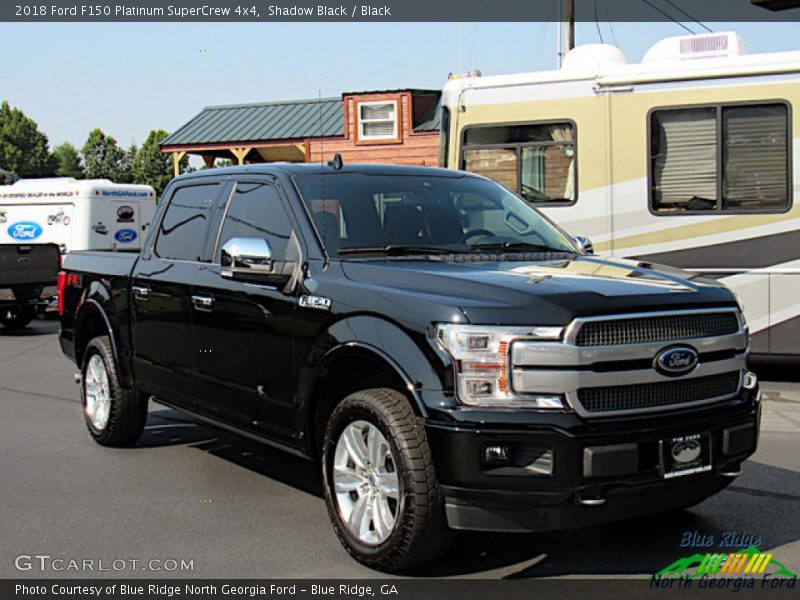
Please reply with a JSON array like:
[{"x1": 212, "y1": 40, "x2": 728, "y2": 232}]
[{"x1": 161, "y1": 97, "x2": 344, "y2": 146}]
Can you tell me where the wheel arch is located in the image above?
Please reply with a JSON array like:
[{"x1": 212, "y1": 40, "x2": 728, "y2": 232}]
[
  {"x1": 305, "y1": 342, "x2": 427, "y2": 458},
  {"x1": 74, "y1": 300, "x2": 120, "y2": 375}
]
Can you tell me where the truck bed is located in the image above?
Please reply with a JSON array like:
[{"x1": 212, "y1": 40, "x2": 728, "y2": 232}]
[{"x1": 62, "y1": 250, "x2": 139, "y2": 278}]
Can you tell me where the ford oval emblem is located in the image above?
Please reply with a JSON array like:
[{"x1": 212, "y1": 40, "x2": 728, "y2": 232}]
[
  {"x1": 7, "y1": 221, "x2": 43, "y2": 241},
  {"x1": 114, "y1": 229, "x2": 137, "y2": 243},
  {"x1": 654, "y1": 346, "x2": 699, "y2": 377}
]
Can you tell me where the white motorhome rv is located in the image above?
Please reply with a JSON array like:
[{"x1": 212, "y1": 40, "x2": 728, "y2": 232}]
[
  {"x1": 0, "y1": 178, "x2": 157, "y2": 252},
  {"x1": 441, "y1": 31, "x2": 800, "y2": 358}
]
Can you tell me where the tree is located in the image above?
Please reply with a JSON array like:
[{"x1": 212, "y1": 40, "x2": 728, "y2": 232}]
[
  {"x1": 0, "y1": 101, "x2": 57, "y2": 177},
  {"x1": 132, "y1": 129, "x2": 187, "y2": 194},
  {"x1": 0, "y1": 168, "x2": 18, "y2": 184},
  {"x1": 53, "y1": 143, "x2": 84, "y2": 179},
  {"x1": 82, "y1": 128, "x2": 127, "y2": 180},
  {"x1": 118, "y1": 144, "x2": 137, "y2": 183}
]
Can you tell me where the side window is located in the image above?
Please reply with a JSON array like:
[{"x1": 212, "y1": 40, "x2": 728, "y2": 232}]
[
  {"x1": 650, "y1": 103, "x2": 789, "y2": 213},
  {"x1": 217, "y1": 182, "x2": 292, "y2": 260},
  {"x1": 462, "y1": 122, "x2": 576, "y2": 204},
  {"x1": 154, "y1": 183, "x2": 219, "y2": 261}
]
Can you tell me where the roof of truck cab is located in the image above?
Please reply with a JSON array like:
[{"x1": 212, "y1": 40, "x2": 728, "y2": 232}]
[{"x1": 176, "y1": 163, "x2": 473, "y2": 181}]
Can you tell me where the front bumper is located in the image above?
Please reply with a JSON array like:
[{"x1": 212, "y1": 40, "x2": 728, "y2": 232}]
[{"x1": 425, "y1": 390, "x2": 760, "y2": 532}]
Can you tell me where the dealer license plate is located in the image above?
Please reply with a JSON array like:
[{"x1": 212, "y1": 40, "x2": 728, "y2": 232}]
[{"x1": 660, "y1": 433, "x2": 712, "y2": 479}]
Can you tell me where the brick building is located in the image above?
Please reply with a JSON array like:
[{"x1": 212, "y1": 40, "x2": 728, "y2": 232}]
[{"x1": 160, "y1": 89, "x2": 441, "y2": 175}]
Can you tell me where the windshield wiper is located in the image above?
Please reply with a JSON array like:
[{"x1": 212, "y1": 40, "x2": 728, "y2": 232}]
[
  {"x1": 338, "y1": 245, "x2": 458, "y2": 256},
  {"x1": 468, "y1": 242, "x2": 567, "y2": 253}
]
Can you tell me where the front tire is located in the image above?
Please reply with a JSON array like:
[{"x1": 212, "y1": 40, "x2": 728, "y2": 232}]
[
  {"x1": 322, "y1": 388, "x2": 451, "y2": 571},
  {"x1": 81, "y1": 336, "x2": 148, "y2": 447}
]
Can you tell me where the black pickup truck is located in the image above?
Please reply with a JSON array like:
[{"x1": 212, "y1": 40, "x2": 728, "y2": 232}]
[
  {"x1": 58, "y1": 163, "x2": 760, "y2": 571},
  {"x1": 1, "y1": 243, "x2": 60, "y2": 329}
]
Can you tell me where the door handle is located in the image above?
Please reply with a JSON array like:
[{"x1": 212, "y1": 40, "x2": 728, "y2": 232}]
[
  {"x1": 132, "y1": 285, "x2": 151, "y2": 301},
  {"x1": 191, "y1": 294, "x2": 215, "y2": 311}
]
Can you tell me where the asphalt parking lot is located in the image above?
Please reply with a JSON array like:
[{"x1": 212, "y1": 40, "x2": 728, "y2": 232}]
[{"x1": 1, "y1": 318, "x2": 799, "y2": 579}]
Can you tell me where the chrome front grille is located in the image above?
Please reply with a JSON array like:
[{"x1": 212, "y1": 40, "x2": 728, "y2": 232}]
[
  {"x1": 511, "y1": 308, "x2": 748, "y2": 417},
  {"x1": 575, "y1": 371, "x2": 741, "y2": 415},
  {"x1": 573, "y1": 311, "x2": 740, "y2": 347}
]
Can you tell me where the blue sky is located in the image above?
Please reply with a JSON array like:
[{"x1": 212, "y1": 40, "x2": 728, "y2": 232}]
[{"x1": 2, "y1": 21, "x2": 799, "y2": 151}]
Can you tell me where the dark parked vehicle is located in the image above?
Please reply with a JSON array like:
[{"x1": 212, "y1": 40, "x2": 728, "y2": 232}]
[
  {"x1": 1, "y1": 243, "x2": 60, "y2": 329},
  {"x1": 58, "y1": 164, "x2": 761, "y2": 571}
]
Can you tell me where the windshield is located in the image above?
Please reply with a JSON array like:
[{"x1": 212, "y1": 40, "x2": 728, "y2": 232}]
[{"x1": 292, "y1": 172, "x2": 577, "y2": 257}]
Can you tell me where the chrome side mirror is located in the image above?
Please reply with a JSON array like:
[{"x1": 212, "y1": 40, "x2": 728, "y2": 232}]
[
  {"x1": 221, "y1": 237, "x2": 273, "y2": 280},
  {"x1": 574, "y1": 235, "x2": 594, "y2": 255}
]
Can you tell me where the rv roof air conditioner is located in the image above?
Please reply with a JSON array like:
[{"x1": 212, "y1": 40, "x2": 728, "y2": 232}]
[
  {"x1": 643, "y1": 32, "x2": 747, "y2": 63},
  {"x1": 560, "y1": 44, "x2": 627, "y2": 72}
]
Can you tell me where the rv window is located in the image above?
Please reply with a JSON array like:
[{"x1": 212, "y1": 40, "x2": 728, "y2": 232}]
[
  {"x1": 461, "y1": 122, "x2": 576, "y2": 205},
  {"x1": 154, "y1": 183, "x2": 219, "y2": 262},
  {"x1": 650, "y1": 103, "x2": 789, "y2": 214}
]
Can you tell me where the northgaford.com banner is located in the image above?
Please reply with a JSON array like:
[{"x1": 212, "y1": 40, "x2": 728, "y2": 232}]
[{"x1": 4, "y1": 0, "x2": 800, "y2": 22}]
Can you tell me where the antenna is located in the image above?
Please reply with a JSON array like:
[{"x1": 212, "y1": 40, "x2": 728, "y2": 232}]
[{"x1": 317, "y1": 91, "x2": 329, "y2": 266}]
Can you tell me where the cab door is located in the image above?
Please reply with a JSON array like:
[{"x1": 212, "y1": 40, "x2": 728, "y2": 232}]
[
  {"x1": 190, "y1": 179, "x2": 299, "y2": 441},
  {"x1": 130, "y1": 180, "x2": 225, "y2": 407}
]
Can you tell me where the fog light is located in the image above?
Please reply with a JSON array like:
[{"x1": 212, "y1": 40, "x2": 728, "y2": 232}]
[
  {"x1": 743, "y1": 371, "x2": 758, "y2": 390},
  {"x1": 484, "y1": 444, "x2": 511, "y2": 466},
  {"x1": 465, "y1": 379, "x2": 495, "y2": 397}
]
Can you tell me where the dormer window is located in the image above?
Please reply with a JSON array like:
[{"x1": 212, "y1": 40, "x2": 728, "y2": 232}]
[{"x1": 358, "y1": 101, "x2": 398, "y2": 140}]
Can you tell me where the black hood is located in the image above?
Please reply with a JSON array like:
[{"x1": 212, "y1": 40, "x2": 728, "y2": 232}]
[{"x1": 340, "y1": 255, "x2": 737, "y2": 326}]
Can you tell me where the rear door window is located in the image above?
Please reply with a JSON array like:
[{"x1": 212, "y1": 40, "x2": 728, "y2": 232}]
[{"x1": 154, "y1": 183, "x2": 220, "y2": 261}]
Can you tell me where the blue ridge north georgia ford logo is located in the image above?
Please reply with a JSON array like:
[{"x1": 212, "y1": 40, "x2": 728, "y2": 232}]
[
  {"x1": 7, "y1": 222, "x2": 43, "y2": 240},
  {"x1": 654, "y1": 346, "x2": 699, "y2": 376}
]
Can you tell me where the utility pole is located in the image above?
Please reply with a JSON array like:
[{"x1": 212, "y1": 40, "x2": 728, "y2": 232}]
[
  {"x1": 566, "y1": 0, "x2": 575, "y2": 51},
  {"x1": 557, "y1": 0, "x2": 575, "y2": 68}
]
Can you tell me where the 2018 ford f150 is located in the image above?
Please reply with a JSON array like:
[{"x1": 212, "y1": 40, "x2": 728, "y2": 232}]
[{"x1": 58, "y1": 164, "x2": 761, "y2": 571}]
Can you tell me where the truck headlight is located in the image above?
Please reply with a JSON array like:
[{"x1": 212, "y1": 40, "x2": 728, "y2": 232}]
[{"x1": 435, "y1": 324, "x2": 565, "y2": 409}]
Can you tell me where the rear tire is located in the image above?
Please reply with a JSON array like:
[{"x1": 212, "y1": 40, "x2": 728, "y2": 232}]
[
  {"x1": 322, "y1": 388, "x2": 451, "y2": 572},
  {"x1": 0, "y1": 304, "x2": 34, "y2": 330},
  {"x1": 81, "y1": 336, "x2": 148, "y2": 447}
]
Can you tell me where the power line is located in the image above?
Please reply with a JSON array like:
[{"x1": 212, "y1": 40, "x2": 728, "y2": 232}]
[
  {"x1": 534, "y1": 21, "x2": 549, "y2": 68},
  {"x1": 467, "y1": 22, "x2": 478, "y2": 68},
  {"x1": 660, "y1": 0, "x2": 713, "y2": 33},
  {"x1": 594, "y1": 0, "x2": 605, "y2": 43},
  {"x1": 601, "y1": 0, "x2": 619, "y2": 47},
  {"x1": 640, "y1": 0, "x2": 696, "y2": 35}
]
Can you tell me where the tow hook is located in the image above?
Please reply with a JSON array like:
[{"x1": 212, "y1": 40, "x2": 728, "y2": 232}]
[
  {"x1": 720, "y1": 470, "x2": 742, "y2": 478},
  {"x1": 74, "y1": 372, "x2": 82, "y2": 385},
  {"x1": 576, "y1": 494, "x2": 607, "y2": 507}
]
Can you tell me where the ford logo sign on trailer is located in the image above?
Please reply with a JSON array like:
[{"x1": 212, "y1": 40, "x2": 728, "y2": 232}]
[
  {"x1": 114, "y1": 229, "x2": 137, "y2": 243},
  {"x1": 7, "y1": 222, "x2": 43, "y2": 240},
  {"x1": 654, "y1": 346, "x2": 699, "y2": 376}
]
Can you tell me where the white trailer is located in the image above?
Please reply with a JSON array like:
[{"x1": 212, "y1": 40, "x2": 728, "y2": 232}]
[{"x1": 0, "y1": 178, "x2": 157, "y2": 252}]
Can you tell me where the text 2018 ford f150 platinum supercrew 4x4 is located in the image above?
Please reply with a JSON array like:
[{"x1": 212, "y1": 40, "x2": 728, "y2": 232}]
[{"x1": 58, "y1": 163, "x2": 760, "y2": 571}]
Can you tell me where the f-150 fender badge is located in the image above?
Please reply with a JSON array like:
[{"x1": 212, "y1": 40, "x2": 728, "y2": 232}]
[{"x1": 299, "y1": 295, "x2": 331, "y2": 311}]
